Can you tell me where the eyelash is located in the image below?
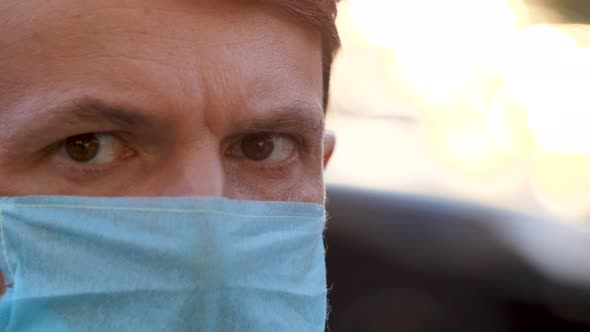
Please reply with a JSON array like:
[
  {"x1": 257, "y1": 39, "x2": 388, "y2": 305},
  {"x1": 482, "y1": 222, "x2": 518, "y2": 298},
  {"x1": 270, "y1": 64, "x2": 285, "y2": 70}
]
[
  {"x1": 239, "y1": 145, "x2": 299, "y2": 170},
  {"x1": 52, "y1": 131, "x2": 308, "y2": 181},
  {"x1": 225, "y1": 132, "x2": 305, "y2": 169},
  {"x1": 52, "y1": 132, "x2": 133, "y2": 179}
]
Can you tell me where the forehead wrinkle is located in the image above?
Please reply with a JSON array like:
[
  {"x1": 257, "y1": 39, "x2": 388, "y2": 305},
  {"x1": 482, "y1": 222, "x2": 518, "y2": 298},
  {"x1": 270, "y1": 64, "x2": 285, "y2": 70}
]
[
  {"x1": 1, "y1": 0, "x2": 323, "y2": 139},
  {"x1": 0, "y1": 94, "x2": 166, "y2": 146}
]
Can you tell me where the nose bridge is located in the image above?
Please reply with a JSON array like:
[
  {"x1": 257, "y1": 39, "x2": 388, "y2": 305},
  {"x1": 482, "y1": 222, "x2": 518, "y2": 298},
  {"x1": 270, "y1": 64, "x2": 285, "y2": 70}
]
[{"x1": 158, "y1": 145, "x2": 225, "y2": 197}]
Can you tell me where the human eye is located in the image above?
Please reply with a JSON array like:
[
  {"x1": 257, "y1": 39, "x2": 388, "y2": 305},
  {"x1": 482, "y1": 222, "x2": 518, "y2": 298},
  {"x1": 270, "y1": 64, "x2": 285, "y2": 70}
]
[
  {"x1": 226, "y1": 133, "x2": 300, "y2": 166},
  {"x1": 62, "y1": 133, "x2": 117, "y2": 164},
  {"x1": 53, "y1": 133, "x2": 137, "y2": 177}
]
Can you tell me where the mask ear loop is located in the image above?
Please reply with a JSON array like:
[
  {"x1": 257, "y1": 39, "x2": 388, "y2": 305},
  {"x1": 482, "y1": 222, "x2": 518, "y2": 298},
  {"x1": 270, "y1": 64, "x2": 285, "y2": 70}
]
[{"x1": 0, "y1": 201, "x2": 14, "y2": 293}]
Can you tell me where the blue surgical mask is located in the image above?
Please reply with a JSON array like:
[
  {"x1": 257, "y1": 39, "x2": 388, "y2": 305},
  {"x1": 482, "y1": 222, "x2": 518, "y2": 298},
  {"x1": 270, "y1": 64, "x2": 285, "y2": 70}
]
[{"x1": 0, "y1": 196, "x2": 327, "y2": 331}]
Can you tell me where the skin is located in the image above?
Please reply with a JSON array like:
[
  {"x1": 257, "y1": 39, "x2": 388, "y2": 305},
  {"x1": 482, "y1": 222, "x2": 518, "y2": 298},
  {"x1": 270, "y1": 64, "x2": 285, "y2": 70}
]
[{"x1": 0, "y1": 0, "x2": 335, "y2": 203}]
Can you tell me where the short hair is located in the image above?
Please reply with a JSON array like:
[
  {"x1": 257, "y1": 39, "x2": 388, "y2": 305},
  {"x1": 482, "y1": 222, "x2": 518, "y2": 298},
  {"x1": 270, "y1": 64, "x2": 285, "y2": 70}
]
[{"x1": 261, "y1": 0, "x2": 341, "y2": 108}]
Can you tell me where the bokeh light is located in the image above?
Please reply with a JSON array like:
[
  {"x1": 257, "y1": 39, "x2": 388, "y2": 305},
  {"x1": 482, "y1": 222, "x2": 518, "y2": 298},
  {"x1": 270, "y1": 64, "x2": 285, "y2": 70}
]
[
  {"x1": 430, "y1": 115, "x2": 509, "y2": 176},
  {"x1": 348, "y1": 0, "x2": 527, "y2": 109},
  {"x1": 427, "y1": 113, "x2": 528, "y2": 202},
  {"x1": 327, "y1": 0, "x2": 590, "y2": 223},
  {"x1": 487, "y1": 88, "x2": 541, "y2": 157},
  {"x1": 348, "y1": 0, "x2": 525, "y2": 50},
  {"x1": 532, "y1": 154, "x2": 590, "y2": 219},
  {"x1": 498, "y1": 25, "x2": 590, "y2": 154}
]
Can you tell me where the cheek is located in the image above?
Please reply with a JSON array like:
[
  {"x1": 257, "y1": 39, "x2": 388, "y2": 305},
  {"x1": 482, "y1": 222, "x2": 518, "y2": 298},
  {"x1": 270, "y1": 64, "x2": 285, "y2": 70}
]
[
  {"x1": 229, "y1": 181, "x2": 324, "y2": 203},
  {"x1": 0, "y1": 170, "x2": 61, "y2": 196},
  {"x1": 224, "y1": 160, "x2": 325, "y2": 203},
  {"x1": 298, "y1": 168, "x2": 326, "y2": 204}
]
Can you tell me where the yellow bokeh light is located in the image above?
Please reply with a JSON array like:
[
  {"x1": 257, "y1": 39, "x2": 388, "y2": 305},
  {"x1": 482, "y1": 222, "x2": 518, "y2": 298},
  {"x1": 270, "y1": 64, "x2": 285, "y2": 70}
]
[
  {"x1": 341, "y1": 2, "x2": 590, "y2": 155},
  {"x1": 499, "y1": 25, "x2": 590, "y2": 154},
  {"x1": 487, "y1": 88, "x2": 541, "y2": 157},
  {"x1": 333, "y1": 1, "x2": 590, "y2": 220},
  {"x1": 392, "y1": 48, "x2": 480, "y2": 107},
  {"x1": 428, "y1": 114, "x2": 525, "y2": 199},
  {"x1": 532, "y1": 154, "x2": 590, "y2": 219},
  {"x1": 560, "y1": 25, "x2": 590, "y2": 48},
  {"x1": 498, "y1": 25, "x2": 579, "y2": 103},
  {"x1": 348, "y1": 0, "x2": 524, "y2": 50},
  {"x1": 430, "y1": 115, "x2": 510, "y2": 175},
  {"x1": 348, "y1": 0, "x2": 527, "y2": 108}
]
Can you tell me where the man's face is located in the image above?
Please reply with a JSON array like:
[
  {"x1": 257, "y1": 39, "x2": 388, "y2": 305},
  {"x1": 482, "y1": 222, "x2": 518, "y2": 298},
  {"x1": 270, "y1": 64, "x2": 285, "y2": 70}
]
[{"x1": 0, "y1": 0, "x2": 333, "y2": 203}]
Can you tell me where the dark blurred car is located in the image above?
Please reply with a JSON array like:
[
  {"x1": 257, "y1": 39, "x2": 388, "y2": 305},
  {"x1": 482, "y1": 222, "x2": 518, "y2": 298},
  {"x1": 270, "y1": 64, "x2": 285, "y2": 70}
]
[{"x1": 325, "y1": 185, "x2": 590, "y2": 332}]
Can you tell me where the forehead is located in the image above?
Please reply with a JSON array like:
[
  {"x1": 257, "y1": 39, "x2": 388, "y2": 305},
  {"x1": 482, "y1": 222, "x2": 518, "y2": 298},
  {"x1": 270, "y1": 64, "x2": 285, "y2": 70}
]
[{"x1": 0, "y1": 0, "x2": 323, "y2": 127}]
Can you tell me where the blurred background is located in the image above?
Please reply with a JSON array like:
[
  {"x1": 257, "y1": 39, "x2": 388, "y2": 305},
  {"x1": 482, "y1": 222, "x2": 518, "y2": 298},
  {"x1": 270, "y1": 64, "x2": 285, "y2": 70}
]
[{"x1": 325, "y1": 0, "x2": 590, "y2": 226}]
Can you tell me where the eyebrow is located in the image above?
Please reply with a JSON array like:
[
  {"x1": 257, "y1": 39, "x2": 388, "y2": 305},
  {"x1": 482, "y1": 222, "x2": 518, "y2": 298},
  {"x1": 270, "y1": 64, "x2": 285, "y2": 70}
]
[
  {"x1": 240, "y1": 101, "x2": 325, "y2": 134},
  {"x1": 3, "y1": 96, "x2": 325, "y2": 149},
  {"x1": 58, "y1": 98, "x2": 326, "y2": 134},
  {"x1": 0, "y1": 96, "x2": 162, "y2": 151},
  {"x1": 49, "y1": 97, "x2": 160, "y2": 129}
]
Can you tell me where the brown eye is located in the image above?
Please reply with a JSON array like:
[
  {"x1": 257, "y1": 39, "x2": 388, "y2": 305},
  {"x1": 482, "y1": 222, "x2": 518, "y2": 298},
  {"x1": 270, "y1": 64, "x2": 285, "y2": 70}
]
[
  {"x1": 62, "y1": 133, "x2": 123, "y2": 164},
  {"x1": 230, "y1": 133, "x2": 297, "y2": 162},
  {"x1": 241, "y1": 134, "x2": 275, "y2": 161},
  {"x1": 65, "y1": 133, "x2": 100, "y2": 162}
]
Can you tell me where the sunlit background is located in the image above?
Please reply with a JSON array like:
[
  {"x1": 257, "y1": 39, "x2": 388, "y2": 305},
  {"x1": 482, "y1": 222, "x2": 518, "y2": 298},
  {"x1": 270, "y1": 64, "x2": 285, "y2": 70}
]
[{"x1": 325, "y1": 0, "x2": 590, "y2": 225}]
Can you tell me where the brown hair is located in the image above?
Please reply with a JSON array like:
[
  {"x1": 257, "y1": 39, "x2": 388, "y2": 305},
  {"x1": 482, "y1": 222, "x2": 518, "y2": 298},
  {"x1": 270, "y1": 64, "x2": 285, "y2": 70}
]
[{"x1": 261, "y1": 0, "x2": 341, "y2": 108}]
